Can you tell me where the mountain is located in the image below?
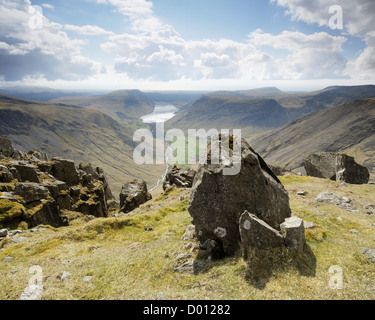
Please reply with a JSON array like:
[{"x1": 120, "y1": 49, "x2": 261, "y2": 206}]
[
  {"x1": 0, "y1": 95, "x2": 164, "y2": 194},
  {"x1": 209, "y1": 87, "x2": 287, "y2": 98},
  {"x1": 0, "y1": 86, "x2": 105, "y2": 102},
  {"x1": 275, "y1": 84, "x2": 375, "y2": 119},
  {"x1": 248, "y1": 97, "x2": 375, "y2": 179},
  {"x1": 167, "y1": 85, "x2": 375, "y2": 139},
  {"x1": 167, "y1": 95, "x2": 291, "y2": 137},
  {"x1": 52, "y1": 89, "x2": 156, "y2": 127}
]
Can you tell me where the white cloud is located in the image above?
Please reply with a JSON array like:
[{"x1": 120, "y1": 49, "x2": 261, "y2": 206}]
[
  {"x1": 0, "y1": 0, "x2": 101, "y2": 81},
  {"x1": 272, "y1": 0, "x2": 375, "y2": 79},
  {"x1": 64, "y1": 24, "x2": 114, "y2": 36},
  {"x1": 41, "y1": 4, "x2": 54, "y2": 10}
]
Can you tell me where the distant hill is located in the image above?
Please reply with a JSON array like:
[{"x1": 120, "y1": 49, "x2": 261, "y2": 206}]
[
  {"x1": 52, "y1": 89, "x2": 156, "y2": 129},
  {"x1": 167, "y1": 94, "x2": 291, "y2": 137},
  {"x1": 167, "y1": 85, "x2": 375, "y2": 138},
  {"x1": 275, "y1": 84, "x2": 375, "y2": 119},
  {"x1": 0, "y1": 86, "x2": 104, "y2": 102},
  {"x1": 210, "y1": 87, "x2": 287, "y2": 98},
  {"x1": 249, "y1": 97, "x2": 375, "y2": 179},
  {"x1": 0, "y1": 95, "x2": 164, "y2": 194}
]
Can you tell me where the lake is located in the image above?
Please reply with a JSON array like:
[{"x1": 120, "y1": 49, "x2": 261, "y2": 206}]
[{"x1": 141, "y1": 104, "x2": 178, "y2": 123}]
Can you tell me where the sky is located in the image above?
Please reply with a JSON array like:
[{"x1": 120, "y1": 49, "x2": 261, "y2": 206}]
[{"x1": 0, "y1": 0, "x2": 374, "y2": 91}]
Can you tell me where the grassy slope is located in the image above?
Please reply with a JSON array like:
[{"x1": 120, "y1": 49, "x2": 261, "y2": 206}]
[
  {"x1": 167, "y1": 95, "x2": 291, "y2": 139},
  {"x1": 0, "y1": 95, "x2": 164, "y2": 195},
  {"x1": 248, "y1": 98, "x2": 375, "y2": 180},
  {"x1": 1, "y1": 177, "x2": 374, "y2": 300}
]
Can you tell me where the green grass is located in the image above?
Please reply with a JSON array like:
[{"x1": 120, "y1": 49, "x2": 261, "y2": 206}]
[{"x1": 0, "y1": 177, "x2": 374, "y2": 300}]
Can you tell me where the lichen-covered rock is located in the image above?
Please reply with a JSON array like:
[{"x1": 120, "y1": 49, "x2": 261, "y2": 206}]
[
  {"x1": 188, "y1": 138, "x2": 291, "y2": 256},
  {"x1": 26, "y1": 200, "x2": 67, "y2": 228},
  {"x1": 0, "y1": 165, "x2": 13, "y2": 183},
  {"x1": 119, "y1": 179, "x2": 152, "y2": 213},
  {"x1": 14, "y1": 183, "x2": 49, "y2": 203}
]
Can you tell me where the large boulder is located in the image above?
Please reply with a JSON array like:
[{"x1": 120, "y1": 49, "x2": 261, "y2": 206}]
[
  {"x1": 26, "y1": 200, "x2": 67, "y2": 228},
  {"x1": 188, "y1": 137, "x2": 291, "y2": 256},
  {"x1": 119, "y1": 179, "x2": 152, "y2": 213},
  {"x1": 14, "y1": 183, "x2": 49, "y2": 203},
  {"x1": 163, "y1": 166, "x2": 196, "y2": 190},
  {"x1": 51, "y1": 158, "x2": 79, "y2": 185},
  {"x1": 0, "y1": 137, "x2": 14, "y2": 157},
  {"x1": 13, "y1": 163, "x2": 39, "y2": 183},
  {"x1": 0, "y1": 165, "x2": 13, "y2": 183},
  {"x1": 304, "y1": 152, "x2": 369, "y2": 184}
]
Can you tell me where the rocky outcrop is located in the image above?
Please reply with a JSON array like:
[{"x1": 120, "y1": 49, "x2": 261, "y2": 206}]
[
  {"x1": 26, "y1": 200, "x2": 68, "y2": 228},
  {"x1": 188, "y1": 137, "x2": 292, "y2": 257},
  {"x1": 119, "y1": 179, "x2": 152, "y2": 213},
  {"x1": 13, "y1": 183, "x2": 49, "y2": 203},
  {"x1": 315, "y1": 192, "x2": 358, "y2": 212},
  {"x1": 51, "y1": 158, "x2": 80, "y2": 185},
  {"x1": 0, "y1": 137, "x2": 115, "y2": 230},
  {"x1": 163, "y1": 166, "x2": 196, "y2": 190},
  {"x1": 304, "y1": 152, "x2": 369, "y2": 184}
]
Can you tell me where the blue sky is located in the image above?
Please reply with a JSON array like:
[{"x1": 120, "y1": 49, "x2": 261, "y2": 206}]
[{"x1": 0, "y1": 0, "x2": 374, "y2": 91}]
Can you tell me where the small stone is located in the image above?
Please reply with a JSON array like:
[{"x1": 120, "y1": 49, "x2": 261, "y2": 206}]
[
  {"x1": 11, "y1": 236, "x2": 28, "y2": 243},
  {"x1": 60, "y1": 271, "x2": 72, "y2": 283},
  {"x1": 337, "y1": 217, "x2": 343, "y2": 222},
  {"x1": 303, "y1": 221, "x2": 316, "y2": 229},
  {"x1": 371, "y1": 223, "x2": 375, "y2": 227},
  {"x1": 3, "y1": 256, "x2": 14, "y2": 263},
  {"x1": 0, "y1": 228, "x2": 8, "y2": 237},
  {"x1": 83, "y1": 276, "x2": 93, "y2": 283},
  {"x1": 156, "y1": 292, "x2": 166, "y2": 300},
  {"x1": 361, "y1": 248, "x2": 375, "y2": 264},
  {"x1": 349, "y1": 229, "x2": 359, "y2": 234},
  {"x1": 297, "y1": 190, "x2": 306, "y2": 196},
  {"x1": 181, "y1": 225, "x2": 196, "y2": 241}
]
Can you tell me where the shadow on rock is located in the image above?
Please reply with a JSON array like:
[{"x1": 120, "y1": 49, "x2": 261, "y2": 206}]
[{"x1": 243, "y1": 244, "x2": 317, "y2": 290}]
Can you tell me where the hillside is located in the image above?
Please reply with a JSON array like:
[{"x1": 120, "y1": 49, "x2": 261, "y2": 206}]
[
  {"x1": 249, "y1": 98, "x2": 375, "y2": 179},
  {"x1": 167, "y1": 85, "x2": 375, "y2": 139},
  {"x1": 0, "y1": 95, "x2": 164, "y2": 194},
  {"x1": 275, "y1": 85, "x2": 375, "y2": 119},
  {"x1": 167, "y1": 95, "x2": 291, "y2": 137},
  {"x1": 1, "y1": 177, "x2": 374, "y2": 300},
  {"x1": 52, "y1": 90, "x2": 155, "y2": 128}
]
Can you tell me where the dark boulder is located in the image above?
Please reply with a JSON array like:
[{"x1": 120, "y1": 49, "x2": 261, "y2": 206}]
[
  {"x1": 51, "y1": 158, "x2": 80, "y2": 185},
  {"x1": 0, "y1": 165, "x2": 13, "y2": 183},
  {"x1": 119, "y1": 179, "x2": 152, "y2": 213},
  {"x1": 188, "y1": 138, "x2": 291, "y2": 256},
  {"x1": 304, "y1": 152, "x2": 369, "y2": 184},
  {"x1": 13, "y1": 163, "x2": 39, "y2": 183},
  {"x1": 0, "y1": 137, "x2": 14, "y2": 157},
  {"x1": 26, "y1": 200, "x2": 68, "y2": 228}
]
